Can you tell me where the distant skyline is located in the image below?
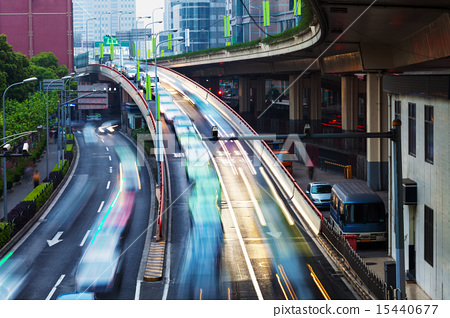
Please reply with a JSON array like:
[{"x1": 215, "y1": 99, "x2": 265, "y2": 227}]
[{"x1": 136, "y1": 0, "x2": 165, "y2": 34}]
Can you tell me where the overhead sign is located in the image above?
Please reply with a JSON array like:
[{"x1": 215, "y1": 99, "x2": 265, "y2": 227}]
[
  {"x1": 103, "y1": 35, "x2": 119, "y2": 45},
  {"x1": 77, "y1": 84, "x2": 109, "y2": 110}
]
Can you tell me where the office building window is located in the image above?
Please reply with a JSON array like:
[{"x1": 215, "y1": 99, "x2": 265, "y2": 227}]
[
  {"x1": 424, "y1": 205, "x2": 433, "y2": 267},
  {"x1": 408, "y1": 103, "x2": 416, "y2": 156},
  {"x1": 394, "y1": 100, "x2": 401, "y2": 120},
  {"x1": 425, "y1": 105, "x2": 434, "y2": 163}
]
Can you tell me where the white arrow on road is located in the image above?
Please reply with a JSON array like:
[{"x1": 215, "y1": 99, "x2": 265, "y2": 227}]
[
  {"x1": 267, "y1": 223, "x2": 282, "y2": 239},
  {"x1": 47, "y1": 231, "x2": 64, "y2": 247}
]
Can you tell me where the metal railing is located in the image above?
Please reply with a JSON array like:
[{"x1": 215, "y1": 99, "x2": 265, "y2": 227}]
[{"x1": 321, "y1": 218, "x2": 395, "y2": 299}]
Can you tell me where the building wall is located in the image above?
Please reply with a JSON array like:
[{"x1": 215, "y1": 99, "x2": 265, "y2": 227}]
[
  {"x1": 388, "y1": 90, "x2": 450, "y2": 300},
  {"x1": 0, "y1": 0, "x2": 74, "y2": 70}
]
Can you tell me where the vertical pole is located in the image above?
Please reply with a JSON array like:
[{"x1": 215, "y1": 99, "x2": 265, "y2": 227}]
[{"x1": 392, "y1": 119, "x2": 406, "y2": 299}]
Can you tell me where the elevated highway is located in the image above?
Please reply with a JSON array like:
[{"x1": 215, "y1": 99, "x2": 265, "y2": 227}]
[
  {"x1": 159, "y1": 0, "x2": 450, "y2": 77},
  {"x1": 157, "y1": 0, "x2": 450, "y2": 193}
]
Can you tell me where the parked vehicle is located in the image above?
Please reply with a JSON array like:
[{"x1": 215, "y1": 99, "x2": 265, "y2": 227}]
[
  {"x1": 330, "y1": 182, "x2": 387, "y2": 243},
  {"x1": 306, "y1": 182, "x2": 332, "y2": 208}
]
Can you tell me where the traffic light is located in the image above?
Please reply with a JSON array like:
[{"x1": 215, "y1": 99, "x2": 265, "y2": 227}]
[{"x1": 218, "y1": 90, "x2": 223, "y2": 96}]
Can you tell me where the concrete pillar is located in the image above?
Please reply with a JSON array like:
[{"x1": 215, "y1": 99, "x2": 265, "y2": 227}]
[
  {"x1": 239, "y1": 77, "x2": 251, "y2": 114},
  {"x1": 366, "y1": 73, "x2": 389, "y2": 190},
  {"x1": 289, "y1": 75, "x2": 303, "y2": 121},
  {"x1": 309, "y1": 72, "x2": 322, "y2": 132},
  {"x1": 289, "y1": 75, "x2": 303, "y2": 132},
  {"x1": 341, "y1": 75, "x2": 359, "y2": 131}
]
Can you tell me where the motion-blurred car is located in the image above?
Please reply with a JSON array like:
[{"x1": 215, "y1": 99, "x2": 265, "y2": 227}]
[
  {"x1": 306, "y1": 182, "x2": 332, "y2": 208},
  {"x1": 75, "y1": 232, "x2": 124, "y2": 294},
  {"x1": 125, "y1": 68, "x2": 137, "y2": 80},
  {"x1": 56, "y1": 292, "x2": 96, "y2": 300},
  {"x1": 164, "y1": 107, "x2": 183, "y2": 124}
]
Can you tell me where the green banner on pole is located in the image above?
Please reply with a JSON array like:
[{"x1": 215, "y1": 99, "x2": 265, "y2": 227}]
[
  {"x1": 152, "y1": 38, "x2": 156, "y2": 54},
  {"x1": 137, "y1": 60, "x2": 140, "y2": 81},
  {"x1": 157, "y1": 94, "x2": 160, "y2": 121},
  {"x1": 110, "y1": 43, "x2": 115, "y2": 60},
  {"x1": 100, "y1": 43, "x2": 104, "y2": 58},
  {"x1": 224, "y1": 15, "x2": 231, "y2": 37},
  {"x1": 294, "y1": 0, "x2": 302, "y2": 16},
  {"x1": 146, "y1": 75, "x2": 152, "y2": 100},
  {"x1": 168, "y1": 33, "x2": 173, "y2": 50},
  {"x1": 263, "y1": 1, "x2": 270, "y2": 27}
]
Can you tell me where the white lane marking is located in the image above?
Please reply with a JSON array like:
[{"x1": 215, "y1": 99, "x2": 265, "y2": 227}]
[
  {"x1": 110, "y1": 166, "x2": 113, "y2": 173},
  {"x1": 207, "y1": 144, "x2": 264, "y2": 300},
  {"x1": 80, "y1": 230, "x2": 91, "y2": 247},
  {"x1": 238, "y1": 168, "x2": 266, "y2": 227},
  {"x1": 106, "y1": 147, "x2": 109, "y2": 152},
  {"x1": 235, "y1": 139, "x2": 257, "y2": 175},
  {"x1": 106, "y1": 181, "x2": 111, "y2": 189},
  {"x1": 109, "y1": 156, "x2": 112, "y2": 161},
  {"x1": 135, "y1": 280, "x2": 141, "y2": 300},
  {"x1": 97, "y1": 201, "x2": 105, "y2": 213},
  {"x1": 45, "y1": 274, "x2": 65, "y2": 300}
]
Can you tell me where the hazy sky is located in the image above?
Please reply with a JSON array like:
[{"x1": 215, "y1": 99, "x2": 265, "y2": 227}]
[{"x1": 136, "y1": 0, "x2": 165, "y2": 33}]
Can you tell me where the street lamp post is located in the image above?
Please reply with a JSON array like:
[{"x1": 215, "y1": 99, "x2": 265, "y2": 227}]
[
  {"x1": 2, "y1": 76, "x2": 38, "y2": 222},
  {"x1": 119, "y1": 11, "x2": 133, "y2": 74},
  {"x1": 250, "y1": 5, "x2": 262, "y2": 39},
  {"x1": 86, "y1": 17, "x2": 96, "y2": 63},
  {"x1": 154, "y1": 36, "x2": 183, "y2": 185},
  {"x1": 134, "y1": 16, "x2": 152, "y2": 93},
  {"x1": 46, "y1": 75, "x2": 71, "y2": 180}
]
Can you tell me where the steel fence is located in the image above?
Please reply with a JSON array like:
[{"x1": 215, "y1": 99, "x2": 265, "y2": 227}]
[{"x1": 321, "y1": 218, "x2": 395, "y2": 299}]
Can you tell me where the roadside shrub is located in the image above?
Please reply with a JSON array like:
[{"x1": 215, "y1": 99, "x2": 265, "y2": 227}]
[
  {"x1": 24, "y1": 182, "x2": 53, "y2": 211},
  {"x1": 7, "y1": 201, "x2": 36, "y2": 235},
  {"x1": 0, "y1": 222, "x2": 13, "y2": 249}
]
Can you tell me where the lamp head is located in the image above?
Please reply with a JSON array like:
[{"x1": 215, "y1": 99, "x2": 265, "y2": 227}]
[{"x1": 23, "y1": 77, "x2": 38, "y2": 83}]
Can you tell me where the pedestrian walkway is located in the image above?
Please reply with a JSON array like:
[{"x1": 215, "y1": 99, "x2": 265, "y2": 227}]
[
  {"x1": 0, "y1": 142, "x2": 58, "y2": 217},
  {"x1": 291, "y1": 160, "x2": 431, "y2": 300}
]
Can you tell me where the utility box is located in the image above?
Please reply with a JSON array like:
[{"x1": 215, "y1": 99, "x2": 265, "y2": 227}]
[{"x1": 402, "y1": 178, "x2": 417, "y2": 205}]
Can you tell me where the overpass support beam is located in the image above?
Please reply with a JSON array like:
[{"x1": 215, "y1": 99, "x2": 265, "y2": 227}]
[
  {"x1": 309, "y1": 72, "x2": 322, "y2": 132},
  {"x1": 341, "y1": 75, "x2": 359, "y2": 131},
  {"x1": 366, "y1": 73, "x2": 389, "y2": 191},
  {"x1": 289, "y1": 75, "x2": 303, "y2": 132},
  {"x1": 239, "y1": 77, "x2": 251, "y2": 114},
  {"x1": 341, "y1": 75, "x2": 359, "y2": 150}
]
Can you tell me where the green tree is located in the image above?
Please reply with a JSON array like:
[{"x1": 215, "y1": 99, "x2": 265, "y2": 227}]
[
  {"x1": 29, "y1": 51, "x2": 69, "y2": 82},
  {"x1": 29, "y1": 52, "x2": 58, "y2": 69},
  {"x1": 1, "y1": 90, "x2": 59, "y2": 137},
  {"x1": 0, "y1": 34, "x2": 34, "y2": 102}
]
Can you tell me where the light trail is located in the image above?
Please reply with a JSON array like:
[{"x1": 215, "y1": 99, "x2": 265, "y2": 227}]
[
  {"x1": 239, "y1": 167, "x2": 266, "y2": 227},
  {"x1": 307, "y1": 263, "x2": 331, "y2": 300},
  {"x1": 259, "y1": 167, "x2": 295, "y2": 226}
]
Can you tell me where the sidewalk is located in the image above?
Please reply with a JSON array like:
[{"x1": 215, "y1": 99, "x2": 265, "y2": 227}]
[
  {"x1": 291, "y1": 160, "x2": 431, "y2": 300},
  {"x1": 0, "y1": 142, "x2": 58, "y2": 217}
]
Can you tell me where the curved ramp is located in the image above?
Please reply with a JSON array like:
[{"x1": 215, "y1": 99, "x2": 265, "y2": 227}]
[{"x1": 84, "y1": 64, "x2": 157, "y2": 144}]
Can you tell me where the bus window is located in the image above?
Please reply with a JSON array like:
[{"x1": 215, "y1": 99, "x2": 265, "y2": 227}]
[{"x1": 344, "y1": 203, "x2": 385, "y2": 224}]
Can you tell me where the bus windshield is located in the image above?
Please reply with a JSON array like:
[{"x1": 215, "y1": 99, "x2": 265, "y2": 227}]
[{"x1": 344, "y1": 203, "x2": 385, "y2": 224}]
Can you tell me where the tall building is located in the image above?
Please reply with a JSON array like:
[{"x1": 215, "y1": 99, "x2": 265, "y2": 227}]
[
  {"x1": 0, "y1": 0, "x2": 74, "y2": 70},
  {"x1": 163, "y1": 0, "x2": 226, "y2": 55},
  {"x1": 72, "y1": 0, "x2": 136, "y2": 54},
  {"x1": 230, "y1": 0, "x2": 297, "y2": 43}
]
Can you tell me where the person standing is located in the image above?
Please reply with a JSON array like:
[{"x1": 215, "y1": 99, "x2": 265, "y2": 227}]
[
  {"x1": 307, "y1": 159, "x2": 314, "y2": 181},
  {"x1": 33, "y1": 169, "x2": 40, "y2": 188}
]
